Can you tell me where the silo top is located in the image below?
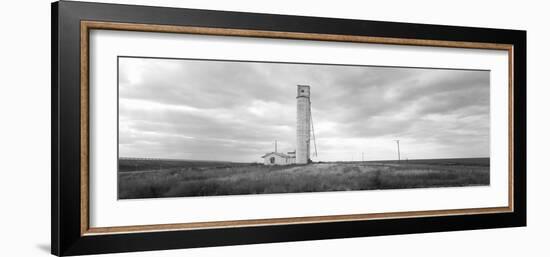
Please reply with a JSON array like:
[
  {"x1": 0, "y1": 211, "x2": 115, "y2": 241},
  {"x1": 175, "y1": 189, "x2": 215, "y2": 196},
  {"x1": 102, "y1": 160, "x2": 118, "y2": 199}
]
[{"x1": 297, "y1": 85, "x2": 310, "y2": 98}]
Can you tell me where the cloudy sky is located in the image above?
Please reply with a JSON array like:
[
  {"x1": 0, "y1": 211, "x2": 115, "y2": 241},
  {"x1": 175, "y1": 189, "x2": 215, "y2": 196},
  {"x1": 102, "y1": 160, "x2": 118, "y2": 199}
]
[{"x1": 118, "y1": 57, "x2": 490, "y2": 162}]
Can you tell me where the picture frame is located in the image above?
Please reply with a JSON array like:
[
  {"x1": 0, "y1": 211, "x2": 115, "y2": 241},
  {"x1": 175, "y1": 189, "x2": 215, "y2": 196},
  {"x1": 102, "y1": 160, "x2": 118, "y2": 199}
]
[{"x1": 51, "y1": 1, "x2": 526, "y2": 256}]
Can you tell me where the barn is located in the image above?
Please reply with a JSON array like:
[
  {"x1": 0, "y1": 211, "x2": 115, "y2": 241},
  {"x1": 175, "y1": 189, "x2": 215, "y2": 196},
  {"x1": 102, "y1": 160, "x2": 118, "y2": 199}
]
[{"x1": 261, "y1": 152, "x2": 296, "y2": 165}]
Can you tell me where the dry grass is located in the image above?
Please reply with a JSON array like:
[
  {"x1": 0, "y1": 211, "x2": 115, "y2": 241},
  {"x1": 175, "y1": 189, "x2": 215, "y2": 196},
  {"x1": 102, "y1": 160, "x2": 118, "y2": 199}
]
[{"x1": 118, "y1": 158, "x2": 489, "y2": 199}]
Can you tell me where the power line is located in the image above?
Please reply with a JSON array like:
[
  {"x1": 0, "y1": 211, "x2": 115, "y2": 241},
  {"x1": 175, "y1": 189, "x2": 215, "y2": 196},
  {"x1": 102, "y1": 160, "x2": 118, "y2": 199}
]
[{"x1": 310, "y1": 108, "x2": 318, "y2": 158}]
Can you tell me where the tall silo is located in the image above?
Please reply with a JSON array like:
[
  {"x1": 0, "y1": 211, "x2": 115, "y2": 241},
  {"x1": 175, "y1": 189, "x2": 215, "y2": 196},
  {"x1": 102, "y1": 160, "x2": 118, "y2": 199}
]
[{"x1": 296, "y1": 85, "x2": 311, "y2": 164}]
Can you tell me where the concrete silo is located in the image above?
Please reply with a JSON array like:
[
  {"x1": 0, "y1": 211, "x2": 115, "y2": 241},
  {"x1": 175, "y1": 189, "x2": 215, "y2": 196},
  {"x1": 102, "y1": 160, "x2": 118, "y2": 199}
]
[{"x1": 296, "y1": 85, "x2": 311, "y2": 164}]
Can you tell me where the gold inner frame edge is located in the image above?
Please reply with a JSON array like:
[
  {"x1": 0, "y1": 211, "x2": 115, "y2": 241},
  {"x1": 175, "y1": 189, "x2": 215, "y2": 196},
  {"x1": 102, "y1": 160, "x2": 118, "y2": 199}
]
[{"x1": 80, "y1": 20, "x2": 515, "y2": 236}]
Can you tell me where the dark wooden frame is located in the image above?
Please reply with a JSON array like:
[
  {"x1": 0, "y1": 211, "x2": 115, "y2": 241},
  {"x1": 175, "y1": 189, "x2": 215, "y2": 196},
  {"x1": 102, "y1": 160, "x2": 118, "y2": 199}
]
[{"x1": 52, "y1": 1, "x2": 526, "y2": 256}]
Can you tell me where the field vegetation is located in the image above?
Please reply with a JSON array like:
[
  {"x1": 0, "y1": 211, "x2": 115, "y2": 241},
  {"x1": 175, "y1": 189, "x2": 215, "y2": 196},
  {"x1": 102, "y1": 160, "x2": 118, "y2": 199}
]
[{"x1": 118, "y1": 158, "x2": 490, "y2": 199}]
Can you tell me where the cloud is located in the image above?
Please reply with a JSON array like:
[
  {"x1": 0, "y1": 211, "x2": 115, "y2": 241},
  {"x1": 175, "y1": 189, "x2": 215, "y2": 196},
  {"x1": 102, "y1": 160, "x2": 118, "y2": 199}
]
[{"x1": 119, "y1": 57, "x2": 490, "y2": 162}]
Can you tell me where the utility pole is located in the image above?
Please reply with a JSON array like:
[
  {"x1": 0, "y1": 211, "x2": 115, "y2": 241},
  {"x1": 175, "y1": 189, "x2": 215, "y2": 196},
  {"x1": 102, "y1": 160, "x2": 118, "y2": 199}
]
[
  {"x1": 395, "y1": 140, "x2": 401, "y2": 162},
  {"x1": 275, "y1": 140, "x2": 277, "y2": 153},
  {"x1": 362, "y1": 152, "x2": 364, "y2": 162}
]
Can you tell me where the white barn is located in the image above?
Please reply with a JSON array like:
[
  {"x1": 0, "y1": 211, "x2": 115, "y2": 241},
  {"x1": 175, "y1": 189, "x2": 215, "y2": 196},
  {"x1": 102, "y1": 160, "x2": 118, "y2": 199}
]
[{"x1": 261, "y1": 152, "x2": 296, "y2": 165}]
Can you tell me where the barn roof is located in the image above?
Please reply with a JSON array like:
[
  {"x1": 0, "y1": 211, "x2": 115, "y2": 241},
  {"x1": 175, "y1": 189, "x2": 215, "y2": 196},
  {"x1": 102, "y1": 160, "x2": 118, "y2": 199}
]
[{"x1": 261, "y1": 152, "x2": 295, "y2": 158}]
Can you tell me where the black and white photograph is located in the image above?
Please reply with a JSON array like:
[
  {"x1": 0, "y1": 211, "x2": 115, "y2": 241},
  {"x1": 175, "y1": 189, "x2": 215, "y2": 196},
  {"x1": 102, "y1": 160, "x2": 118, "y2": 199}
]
[{"x1": 117, "y1": 57, "x2": 490, "y2": 199}]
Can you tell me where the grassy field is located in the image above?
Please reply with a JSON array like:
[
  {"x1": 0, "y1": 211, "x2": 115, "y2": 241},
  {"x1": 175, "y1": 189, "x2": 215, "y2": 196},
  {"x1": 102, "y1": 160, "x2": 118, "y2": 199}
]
[{"x1": 118, "y1": 158, "x2": 490, "y2": 199}]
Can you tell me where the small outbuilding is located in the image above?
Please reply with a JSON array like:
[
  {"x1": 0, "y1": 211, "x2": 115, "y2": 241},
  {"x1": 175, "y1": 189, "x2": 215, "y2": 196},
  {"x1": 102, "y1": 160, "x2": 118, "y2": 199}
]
[{"x1": 261, "y1": 151, "x2": 296, "y2": 165}]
